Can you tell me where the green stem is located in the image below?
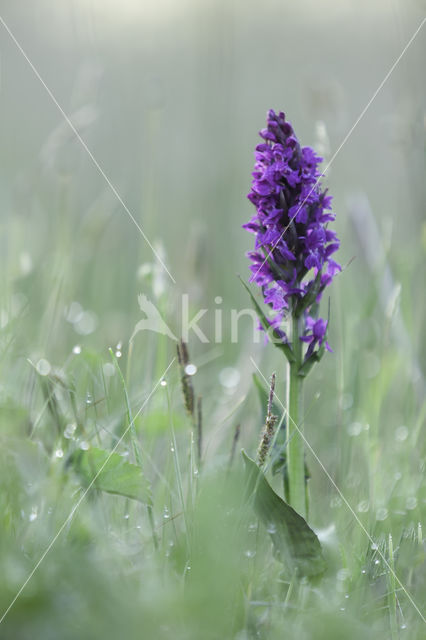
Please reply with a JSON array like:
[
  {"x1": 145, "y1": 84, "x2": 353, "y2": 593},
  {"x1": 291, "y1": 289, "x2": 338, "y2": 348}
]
[{"x1": 286, "y1": 313, "x2": 306, "y2": 519}]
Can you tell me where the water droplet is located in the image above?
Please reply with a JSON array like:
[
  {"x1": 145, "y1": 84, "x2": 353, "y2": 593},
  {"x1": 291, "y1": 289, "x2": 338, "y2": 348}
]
[
  {"x1": 103, "y1": 362, "x2": 115, "y2": 377},
  {"x1": 267, "y1": 523, "x2": 277, "y2": 534},
  {"x1": 170, "y1": 445, "x2": 175, "y2": 453},
  {"x1": 371, "y1": 542, "x2": 378, "y2": 550},
  {"x1": 245, "y1": 550, "x2": 256, "y2": 559},
  {"x1": 86, "y1": 393, "x2": 93, "y2": 405},
  {"x1": 361, "y1": 569, "x2": 366, "y2": 575},
  {"x1": 74, "y1": 310, "x2": 98, "y2": 336},
  {"x1": 344, "y1": 594, "x2": 349, "y2": 599},
  {"x1": 116, "y1": 341, "x2": 122, "y2": 351},
  {"x1": 337, "y1": 568, "x2": 350, "y2": 581},
  {"x1": 357, "y1": 500, "x2": 369, "y2": 513},
  {"x1": 47, "y1": 507, "x2": 53, "y2": 514},
  {"x1": 36, "y1": 359, "x2": 51, "y2": 376},
  {"x1": 163, "y1": 507, "x2": 170, "y2": 520},
  {"x1": 330, "y1": 496, "x2": 342, "y2": 509},
  {"x1": 185, "y1": 364, "x2": 197, "y2": 376},
  {"x1": 124, "y1": 514, "x2": 130, "y2": 520},
  {"x1": 248, "y1": 523, "x2": 257, "y2": 532},
  {"x1": 65, "y1": 301, "x2": 83, "y2": 323},
  {"x1": 376, "y1": 507, "x2": 388, "y2": 521},
  {"x1": 347, "y1": 422, "x2": 362, "y2": 437},
  {"x1": 19, "y1": 251, "x2": 33, "y2": 276},
  {"x1": 406, "y1": 496, "x2": 417, "y2": 510},
  {"x1": 64, "y1": 423, "x2": 77, "y2": 439},
  {"x1": 339, "y1": 607, "x2": 345, "y2": 611},
  {"x1": 72, "y1": 345, "x2": 82, "y2": 355},
  {"x1": 341, "y1": 393, "x2": 353, "y2": 410},
  {"x1": 374, "y1": 559, "x2": 380, "y2": 565},
  {"x1": 395, "y1": 425, "x2": 409, "y2": 442},
  {"x1": 219, "y1": 367, "x2": 240, "y2": 389},
  {"x1": 79, "y1": 441, "x2": 90, "y2": 451},
  {"x1": 314, "y1": 391, "x2": 321, "y2": 400},
  {"x1": 401, "y1": 624, "x2": 407, "y2": 630},
  {"x1": 115, "y1": 350, "x2": 122, "y2": 358},
  {"x1": 55, "y1": 449, "x2": 64, "y2": 459},
  {"x1": 160, "y1": 379, "x2": 167, "y2": 387},
  {"x1": 29, "y1": 507, "x2": 38, "y2": 522},
  {"x1": 193, "y1": 469, "x2": 199, "y2": 477}
]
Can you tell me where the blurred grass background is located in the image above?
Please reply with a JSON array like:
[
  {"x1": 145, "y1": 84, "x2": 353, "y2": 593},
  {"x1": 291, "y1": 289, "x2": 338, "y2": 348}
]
[{"x1": 0, "y1": 0, "x2": 425, "y2": 638}]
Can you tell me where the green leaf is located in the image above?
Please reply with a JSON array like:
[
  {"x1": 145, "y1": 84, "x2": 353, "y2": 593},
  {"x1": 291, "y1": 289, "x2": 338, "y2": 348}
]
[
  {"x1": 72, "y1": 447, "x2": 152, "y2": 504},
  {"x1": 242, "y1": 451, "x2": 325, "y2": 578},
  {"x1": 238, "y1": 276, "x2": 295, "y2": 363}
]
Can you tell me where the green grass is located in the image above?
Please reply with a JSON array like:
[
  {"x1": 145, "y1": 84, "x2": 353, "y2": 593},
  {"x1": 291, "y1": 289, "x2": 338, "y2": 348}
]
[{"x1": 0, "y1": 252, "x2": 424, "y2": 638}]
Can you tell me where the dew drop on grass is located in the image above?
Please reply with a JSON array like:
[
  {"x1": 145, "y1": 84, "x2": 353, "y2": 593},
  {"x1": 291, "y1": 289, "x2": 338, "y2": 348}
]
[
  {"x1": 115, "y1": 350, "x2": 122, "y2": 358},
  {"x1": 55, "y1": 449, "x2": 64, "y2": 459},
  {"x1": 36, "y1": 359, "x2": 51, "y2": 376},
  {"x1": 267, "y1": 523, "x2": 277, "y2": 534},
  {"x1": 376, "y1": 507, "x2": 388, "y2": 521},
  {"x1": 185, "y1": 364, "x2": 197, "y2": 376},
  {"x1": 374, "y1": 559, "x2": 380, "y2": 565},
  {"x1": 74, "y1": 310, "x2": 98, "y2": 336},
  {"x1": 86, "y1": 393, "x2": 93, "y2": 405},
  {"x1": 72, "y1": 345, "x2": 82, "y2": 355},
  {"x1": 337, "y1": 569, "x2": 350, "y2": 581},
  {"x1": 406, "y1": 496, "x2": 417, "y2": 510},
  {"x1": 160, "y1": 379, "x2": 167, "y2": 387},
  {"x1": 65, "y1": 301, "x2": 83, "y2": 323},
  {"x1": 163, "y1": 507, "x2": 170, "y2": 520},
  {"x1": 395, "y1": 425, "x2": 409, "y2": 442},
  {"x1": 341, "y1": 393, "x2": 353, "y2": 410},
  {"x1": 103, "y1": 362, "x2": 115, "y2": 377},
  {"x1": 170, "y1": 444, "x2": 175, "y2": 453},
  {"x1": 245, "y1": 550, "x2": 256, "y2": 559},
  {"x1": 124, "y1": 514, "x2": 130, "y2": 520},
  {"x1": 79, "y1": 441, "x2": 90, "y2": 451},
  {"x1": 219, "y1": 367, "x2": 240, "y2": 389},
  {"x1": 347, "y1": 422, "x2": 362, "y2": 437},
  {"x1": 29, "y1": 507, "x2": 38, "y2": 522},
  {"x1": 248, "y1": 523, "x2": 257, "y2": 532},
  {"x1": 357, "y1": 500, "x2": 369, "y2": 513},
  {"x1": 64, "y1": 423, "x2": 76, "y2": 439}
]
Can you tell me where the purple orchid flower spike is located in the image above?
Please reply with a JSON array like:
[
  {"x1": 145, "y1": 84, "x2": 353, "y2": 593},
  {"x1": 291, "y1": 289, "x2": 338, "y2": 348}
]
[
  {"x1": 243, "y1": 109, "x2": 341, "y2": 367},
  {"x1": 242, "y1": 109, "x2": 342, "y2": 519}
]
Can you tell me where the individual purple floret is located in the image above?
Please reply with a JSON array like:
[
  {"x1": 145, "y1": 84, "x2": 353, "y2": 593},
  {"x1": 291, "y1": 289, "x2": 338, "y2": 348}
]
[{"x1": 243, "y1": 109, "x2": 340, "y2": 359}]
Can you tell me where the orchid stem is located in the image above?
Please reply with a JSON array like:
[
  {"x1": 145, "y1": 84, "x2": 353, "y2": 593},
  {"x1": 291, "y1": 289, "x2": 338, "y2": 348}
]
[{"x1": 286, "y1": 313, "x2": 307, "y2": 519}]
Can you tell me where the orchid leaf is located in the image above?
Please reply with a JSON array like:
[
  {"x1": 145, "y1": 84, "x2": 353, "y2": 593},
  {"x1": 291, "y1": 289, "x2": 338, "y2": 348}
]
[{"x1": 242, "y1": 451, "x2": 325, "y2": 578}]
